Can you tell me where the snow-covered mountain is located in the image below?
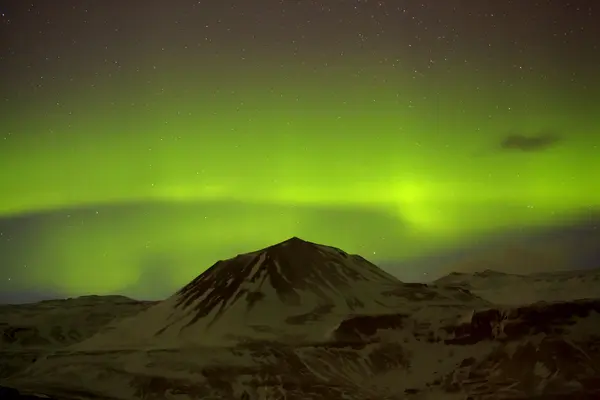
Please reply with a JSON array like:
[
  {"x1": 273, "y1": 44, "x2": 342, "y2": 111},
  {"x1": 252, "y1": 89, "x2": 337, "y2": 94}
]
[{"x1": 2, "y1": 237, "x2": 600, "y2": 399}]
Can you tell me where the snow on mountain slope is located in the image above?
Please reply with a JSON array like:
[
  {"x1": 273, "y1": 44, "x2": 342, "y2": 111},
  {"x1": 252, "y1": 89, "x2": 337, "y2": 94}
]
[{"x1": 73, "y1": 237, "x2": 431, "y2": 348}]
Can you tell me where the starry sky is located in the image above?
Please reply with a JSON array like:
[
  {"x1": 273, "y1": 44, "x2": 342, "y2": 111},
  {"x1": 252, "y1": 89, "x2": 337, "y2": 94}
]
[{"x1": 0, "y1": 0, "x2": 599, "y2": 302}]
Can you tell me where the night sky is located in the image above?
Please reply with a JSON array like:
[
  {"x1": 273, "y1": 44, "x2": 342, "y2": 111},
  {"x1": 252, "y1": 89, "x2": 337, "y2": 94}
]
[{"x1": 1, "y1": 0, "x2": 599, "y2": 302}]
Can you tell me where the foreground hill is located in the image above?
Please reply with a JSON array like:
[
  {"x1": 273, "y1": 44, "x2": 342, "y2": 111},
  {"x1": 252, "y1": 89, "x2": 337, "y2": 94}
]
[{"x1": 2, "y1": 237, "x2": 600, "y2": 399}]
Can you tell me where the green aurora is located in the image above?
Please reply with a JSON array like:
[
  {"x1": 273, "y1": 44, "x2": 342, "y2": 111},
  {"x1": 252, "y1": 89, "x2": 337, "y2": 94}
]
[{"x1": 1, "y1": 63, "x2": 599, "y2": 298}]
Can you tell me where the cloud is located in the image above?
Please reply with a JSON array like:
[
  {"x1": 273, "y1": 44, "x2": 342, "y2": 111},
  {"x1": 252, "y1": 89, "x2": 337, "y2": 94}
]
[{"x1": 499, "y1": 131, "x2": 561, "y2": 152}]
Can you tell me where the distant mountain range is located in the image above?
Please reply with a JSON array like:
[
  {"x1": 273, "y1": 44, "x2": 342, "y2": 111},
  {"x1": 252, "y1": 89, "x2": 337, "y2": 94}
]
[{"x1": 382, "y1": 216, "x2": 600, "y2": 281}]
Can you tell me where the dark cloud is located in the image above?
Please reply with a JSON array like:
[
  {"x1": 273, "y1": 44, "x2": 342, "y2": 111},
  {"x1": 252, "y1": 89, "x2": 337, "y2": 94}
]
[{"x1": 500, "y1": 131, "x2": 562, "y2": 152}]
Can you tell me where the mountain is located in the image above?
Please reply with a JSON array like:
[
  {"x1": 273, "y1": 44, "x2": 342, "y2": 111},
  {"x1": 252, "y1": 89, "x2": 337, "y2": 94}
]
[
  {"x1": 71, "y1": 237, "x2": 484, "y2": 349},
  {"x1": 434, "y1": 267, "x2": 600, "y2": 304},
  {"x1": 2, "y1": 237, "x2": 600, "y2": 399}
]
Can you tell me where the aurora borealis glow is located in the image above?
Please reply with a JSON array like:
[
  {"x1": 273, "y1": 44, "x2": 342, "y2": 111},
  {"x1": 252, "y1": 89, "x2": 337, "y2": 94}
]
[{"x1": 1, "y1": 0, "x2": 599, "y2": 301}]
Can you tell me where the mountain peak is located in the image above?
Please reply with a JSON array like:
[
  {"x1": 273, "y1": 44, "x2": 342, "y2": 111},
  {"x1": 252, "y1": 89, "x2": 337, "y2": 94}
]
[
  {"x1": 473, "y1": 269, "x2": 511, "y2": 277},
  {"x1": 265, "y1": 236, "x2": 317, "y2": 252},
  {"x1": 281, "y1": 236, "x2": 306, "y2": 243},
  {"x1": 71, "y1": 239, "x2": 411, "y2": 348},
  {"x1": 171, "y1": 238, "x2": 398, "y2": 330},
  {"x1": 85, "y1": 238, "x2": 397, "y2": 345}
]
